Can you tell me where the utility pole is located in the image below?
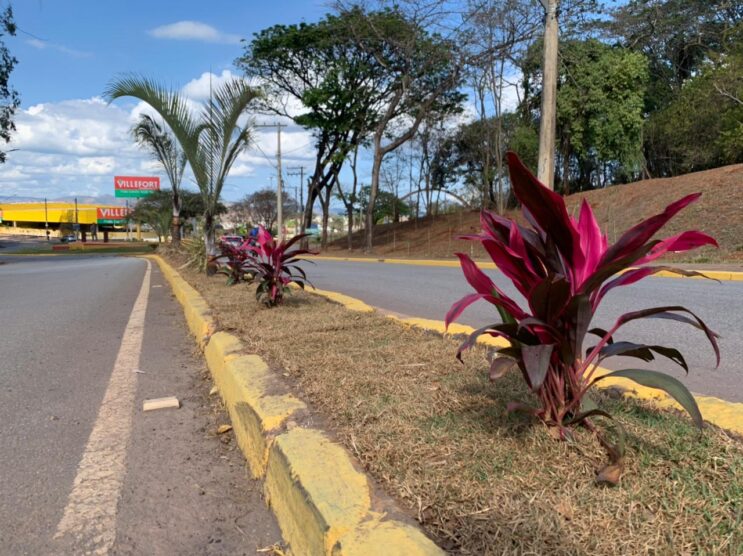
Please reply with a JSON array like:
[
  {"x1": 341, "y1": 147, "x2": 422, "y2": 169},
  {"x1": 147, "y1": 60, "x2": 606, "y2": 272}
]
[
  {"x1": 126, "y1": 199, "x2": 131, "y2": 241},
  {"x1": 287, "y1": 166, "x2": 306, "y2": 215},
  {"x1": 255, "y1": 123, "x2": 287, "y2": 240},
  {"x1": 74, "y1": 197, "x2": 79, "y2": 240},
  {"x1": 537, "y1": 0, "x2": 559, "y2": 190},
  {"x1": 44, "y1": 197, "x2": 49, "y2": 240}
]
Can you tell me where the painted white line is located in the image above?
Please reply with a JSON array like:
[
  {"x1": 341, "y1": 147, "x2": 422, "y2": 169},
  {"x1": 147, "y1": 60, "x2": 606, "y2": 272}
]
[{"x1": 54, "y1": 260, "x2": 151, "y2": 553}]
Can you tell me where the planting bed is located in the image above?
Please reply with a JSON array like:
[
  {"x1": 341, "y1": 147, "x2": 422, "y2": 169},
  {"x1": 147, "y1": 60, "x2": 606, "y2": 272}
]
[{"x1": 167, "y1": 253, "x2": 742, "y2": 555}]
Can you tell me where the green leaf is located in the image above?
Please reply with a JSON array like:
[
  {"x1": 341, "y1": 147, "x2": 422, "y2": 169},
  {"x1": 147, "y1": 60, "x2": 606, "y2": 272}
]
[{"x1": 593, "y1": 369, "x2": 703, "y2": 429}]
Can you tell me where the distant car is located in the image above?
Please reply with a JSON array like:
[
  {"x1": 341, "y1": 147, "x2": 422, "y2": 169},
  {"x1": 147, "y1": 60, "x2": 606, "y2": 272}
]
[
  {"x1": 60, "y1": 234, "x2": 77, "y2": 243},
  {"x1": 219, "y1": 235, "x2": 244, "y2": 247}
]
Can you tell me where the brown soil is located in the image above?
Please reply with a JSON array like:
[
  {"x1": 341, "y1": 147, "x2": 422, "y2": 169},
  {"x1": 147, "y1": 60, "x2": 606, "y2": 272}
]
[
  {"x1": 324, "y1": 164, "x2": 743, "y2": 265},
  {"x1": 169, "y1": 254, "x2": 743, "y2": 555}
]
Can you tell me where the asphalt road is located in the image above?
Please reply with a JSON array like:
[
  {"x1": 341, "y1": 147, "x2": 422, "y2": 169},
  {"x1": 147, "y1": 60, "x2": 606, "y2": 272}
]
[
  {"x1": 0, "y1": 255, "x2": 280, "y2": 554},
  {"x1": 310, "y1": 260, "x2": 743, "y2": 402}
]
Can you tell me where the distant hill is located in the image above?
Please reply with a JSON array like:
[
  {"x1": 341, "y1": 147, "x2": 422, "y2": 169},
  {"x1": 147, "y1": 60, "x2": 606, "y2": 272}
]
[{"x1": 325, "y1": 163, "x2": 743, "y2": 264}]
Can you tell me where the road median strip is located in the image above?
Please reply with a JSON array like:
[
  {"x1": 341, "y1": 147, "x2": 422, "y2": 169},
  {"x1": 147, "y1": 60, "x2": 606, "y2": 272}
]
[
  {"x1": 148, "y1": 255, "x2": 443, "y2": 555},
  {"x1": 306, "y1": 280, "x2": 743, "y2": 437}
]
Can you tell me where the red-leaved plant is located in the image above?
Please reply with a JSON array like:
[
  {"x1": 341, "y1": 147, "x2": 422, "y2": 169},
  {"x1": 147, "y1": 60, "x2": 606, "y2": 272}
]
[
  {"x1": 241, "y1": 226, "x2": 315, "y2": 306},
  {"x1": 448, "y1": 153, "x2": 720, "y2": 480},
  {"x1": 216, "y1": 239, "x2": 257, "y2": 285}
]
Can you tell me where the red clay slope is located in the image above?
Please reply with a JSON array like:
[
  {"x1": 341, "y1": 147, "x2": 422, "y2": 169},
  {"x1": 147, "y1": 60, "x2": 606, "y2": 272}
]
[{"x1": 325, "y1": 163, "x2": 743, "y2": 264}]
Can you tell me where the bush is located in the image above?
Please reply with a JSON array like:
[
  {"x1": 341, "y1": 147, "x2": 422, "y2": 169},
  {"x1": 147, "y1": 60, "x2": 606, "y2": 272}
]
[
  {"x1": 238, "y1": 227, "x2": 314, "y2": 307},
  {"x1": 447, "y1": 152, "x2": 720, "y2": 482}
]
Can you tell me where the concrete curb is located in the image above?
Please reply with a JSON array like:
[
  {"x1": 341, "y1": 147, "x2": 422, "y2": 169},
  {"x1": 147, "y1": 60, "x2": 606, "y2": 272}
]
[
  {"x1": 314, "y1": 255, "x2": 743, "y2": 281},
  {"x1": 307, "y1": 284, "x2": 743, "y2": 437},
  {"x1": 148, "y1": 255, "x2": 443, "y2": 555}
]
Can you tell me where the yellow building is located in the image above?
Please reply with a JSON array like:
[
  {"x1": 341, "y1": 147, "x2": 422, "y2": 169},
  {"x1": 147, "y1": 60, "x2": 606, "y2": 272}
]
[
  {"x1": 0, "y1": 201, "x2": 126, "y2": 227},
  {"x1": 0, "y1": 201, "x2": 137, "y2": 240}
]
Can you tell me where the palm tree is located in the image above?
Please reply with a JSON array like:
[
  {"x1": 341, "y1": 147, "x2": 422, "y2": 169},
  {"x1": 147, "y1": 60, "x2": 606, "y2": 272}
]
[
  {"x1": 105, "y1": 76, "x2": 260, "y2": 261},
  {"x1": 131, "y1": 114, "x2": 186, "y2": 245}
]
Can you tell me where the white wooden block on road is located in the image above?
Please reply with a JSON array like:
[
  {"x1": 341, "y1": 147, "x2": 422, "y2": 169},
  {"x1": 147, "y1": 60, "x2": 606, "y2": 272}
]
[{"x1": 143, "y1": 396, "x2": 180, "y2": 412}]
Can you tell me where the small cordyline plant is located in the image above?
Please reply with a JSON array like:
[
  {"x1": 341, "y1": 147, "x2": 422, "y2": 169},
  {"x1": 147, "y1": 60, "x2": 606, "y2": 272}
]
[
  {"x1": 216, "y1": 238, "x2": 257, "y2": 285},
  {"x1": 447, "y1": 152, "x2": 720, "y2": 481},
  {"x1": 241, "y1": 226, "x2": 315, "y2": 307}
]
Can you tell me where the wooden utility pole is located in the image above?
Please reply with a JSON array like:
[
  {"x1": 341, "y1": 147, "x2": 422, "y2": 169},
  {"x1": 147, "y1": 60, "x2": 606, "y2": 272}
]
[{"x1": 537, "y1": 0, "x2": 559, "y2": 190}]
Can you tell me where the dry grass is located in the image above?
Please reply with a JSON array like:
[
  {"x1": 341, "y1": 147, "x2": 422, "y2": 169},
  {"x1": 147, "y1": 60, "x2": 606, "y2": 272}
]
[
  {"x1": 324, "y1": 163, "x2": 743, "y2": 265},
  {"x1": 170, "y1": 255, "x2": 743, "y2": 555}
]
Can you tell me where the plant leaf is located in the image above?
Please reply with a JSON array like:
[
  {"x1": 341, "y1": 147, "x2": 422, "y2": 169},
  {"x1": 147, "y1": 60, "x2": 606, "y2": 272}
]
[
  {"x1": 522, "y1": 344, "x2": 554, "y2": 390},
  {"x1": 593, "y1": 369, "x2": 703, "y2": 428},
  {"x1": 594, "y1": 341, "x2": 689, "y2": 373},
  {"x1": 616, "y1": 306, "x2": 720, "y2": 367},
  {"x1": 489, "y1": 356, "x2": 518, "y2": 381},
  {"x1": 506, "y1": 152, "x2": 579, "y2": 268}
]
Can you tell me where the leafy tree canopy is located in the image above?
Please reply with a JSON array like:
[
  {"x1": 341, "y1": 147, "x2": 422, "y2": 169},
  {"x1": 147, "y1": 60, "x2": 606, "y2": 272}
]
[
  {"x1": 0, "y1": 6, "x2": 19, "y2": 163},
  {"x1": 358, "y1": 185, "x2": 411, "y2": 225}
]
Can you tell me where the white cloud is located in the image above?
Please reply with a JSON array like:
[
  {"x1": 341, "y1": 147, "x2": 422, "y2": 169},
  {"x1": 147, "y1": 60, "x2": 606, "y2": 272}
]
[
  {"x1": 148, "y1": 21, "x2": 241, "y2": 45},
  {"x1": 181, "y1": 70, "x2": 239, "y2": 101},
  {"x1": 0, "y1": 71, "x2": 316, "y2": 201},
  {"x1": 26, "y1": 38, "x2": 93, "y2": 58}
]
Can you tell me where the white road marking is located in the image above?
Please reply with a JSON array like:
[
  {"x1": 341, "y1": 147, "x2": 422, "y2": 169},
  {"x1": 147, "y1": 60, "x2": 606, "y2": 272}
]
[{"x1": 54, "y1": 260, "x2": 151, "y2": 554}]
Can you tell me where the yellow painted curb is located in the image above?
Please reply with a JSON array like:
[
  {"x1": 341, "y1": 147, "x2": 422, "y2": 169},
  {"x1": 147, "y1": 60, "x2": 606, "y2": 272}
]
[
  {"x1": 314, "y1": 255, "x2": 743, "y2": 281},
  {"x1": 150, "y1": 255, "x2": 444, "y2": 555},
  {"x1": 148, "y1": 255, "x2": 216, "y2": 347},
  {"x1": 204, "y1": 332, "x2": 307, "y2": 477},
  {"x1": 306, "y1": 285, "x2": 743, "y2": 437}
]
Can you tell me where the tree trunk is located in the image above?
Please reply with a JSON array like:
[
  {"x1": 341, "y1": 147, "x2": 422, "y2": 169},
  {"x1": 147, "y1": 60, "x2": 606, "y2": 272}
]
[
  {"x1": 561, "y1": 134, "x2": 571, "y2": 195},
  {"x1": 365, "y1": 141, "x2": 383, "y2": 253},
  {"x1": 171, "y1": 192, "x2": 181, "y2": 246},
  {"x1": 204, "y1": 212, "x2": 217, "y2": 275},
  {"x1": 346, "y1": 205, "x2": 354, "y2": 250},
  {"x1": 320, "y1": 187, "x2": 331, "y2": 250}
]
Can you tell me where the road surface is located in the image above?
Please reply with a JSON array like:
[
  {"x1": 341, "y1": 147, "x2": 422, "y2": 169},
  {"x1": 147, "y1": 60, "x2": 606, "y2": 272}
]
[
  {"x1": 311, "y1": 260, "x2": 743, "y2": 402},
  {"x1": 0, "y1": 254, "x2": 280, "y2": 554}
]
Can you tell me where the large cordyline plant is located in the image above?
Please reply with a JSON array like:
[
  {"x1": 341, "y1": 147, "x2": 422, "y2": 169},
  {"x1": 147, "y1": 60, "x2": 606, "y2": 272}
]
[
  {"x1": 227, "y1": 226, "x2": 314, "y2": 306},
  {"x1": 448, "y1": 153, "x2": 720, "y2": 479}
]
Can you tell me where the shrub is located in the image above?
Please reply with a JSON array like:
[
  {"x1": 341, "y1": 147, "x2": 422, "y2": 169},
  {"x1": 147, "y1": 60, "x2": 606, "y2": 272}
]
[
  {"x1": 216, "y1": 238, "x2": 258, "y2": 285},
  {"x1": 241, "y1": 226, "x2": 315, "y2": 306},
  {"x1": 447, "y1": 152, "x2": 720, "y2": 481}
]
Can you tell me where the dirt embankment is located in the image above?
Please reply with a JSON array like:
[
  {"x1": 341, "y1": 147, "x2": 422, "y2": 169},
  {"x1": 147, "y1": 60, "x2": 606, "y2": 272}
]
[{"x1": 325, "y1": 164, "x2": 743, "y2": 264}]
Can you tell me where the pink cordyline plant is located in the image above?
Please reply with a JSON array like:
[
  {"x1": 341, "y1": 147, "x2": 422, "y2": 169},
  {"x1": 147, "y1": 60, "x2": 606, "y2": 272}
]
[
  {"x1": 241, "y1": 226, "x2": 315, "y2": 306},
  {"x1": 447, "y1": 152, "x2": 720, "y2": 477}
]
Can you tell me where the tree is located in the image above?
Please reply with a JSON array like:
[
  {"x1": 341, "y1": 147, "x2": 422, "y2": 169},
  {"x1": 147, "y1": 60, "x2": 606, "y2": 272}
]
[
  {"x1": 131, "y1": 190, "x2": 212, "y2": 242},
  {"x1": 335, "y1": 144, "x2": 362, "y2": 250},
  {"x1": 105, "y1": 77, "x2": 260, "y2": 263},
  {"x1": 519, "y1": 38, "x2": 648, "y2": 191},
  {"x1": 608, "y1": 0, "x2": 742, "y2": 114},
  {"x1": 237, "y1": 12, "x2": 385, "y2": 247},
  {"x1": 555, "y1": 40, "x2": 648, "y2": 191},
  {"x1": 131, "y1": 115, "x2": 186, "y2": 244},
  {"x1": 449, "y1": 112, "x2": 538, "y2": 206},
  {"x1": 340, "y1": 6, "x2": 465, "y2": 251},
  {"x1": 0, "y1": 6, "x2": 19, "y2": 163},
  {"x1": 234, "y1": 188, "x2": 298, "y2": 231},
  {"x1": 358, "y1": 186, "x2": 411, "y2": 225},
  {"x1": 644, "y1": 43, "x2": 743, "y2": 174},
  {"x1": 464, "y1": 1, "x2": 534, "y2": 207}
]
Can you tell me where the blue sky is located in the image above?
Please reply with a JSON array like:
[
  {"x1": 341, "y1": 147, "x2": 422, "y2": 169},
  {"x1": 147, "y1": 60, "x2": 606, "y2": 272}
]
[{"x1": 2, "y1": 0, "x2": 328, "y2": 202}]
